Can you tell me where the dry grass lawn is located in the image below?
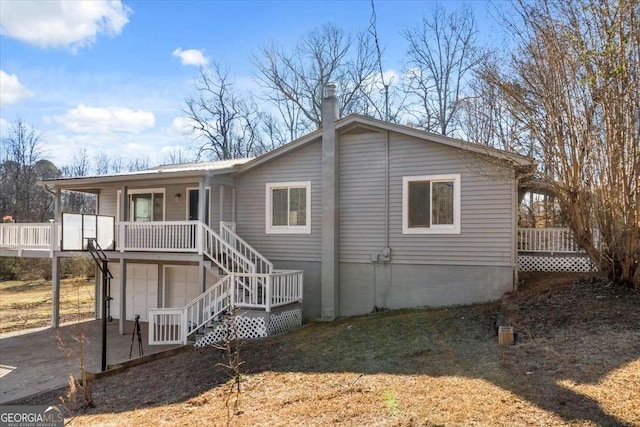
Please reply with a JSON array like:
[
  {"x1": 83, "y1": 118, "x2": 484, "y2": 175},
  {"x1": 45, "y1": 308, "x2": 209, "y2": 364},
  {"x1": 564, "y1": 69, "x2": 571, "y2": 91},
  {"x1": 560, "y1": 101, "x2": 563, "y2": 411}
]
[
  {"x1": 15, "y1": 273, "x2": 640, "y2": 426},
  {"x1": 0, "y1": 278, "x2": 94, "y2": 334}
]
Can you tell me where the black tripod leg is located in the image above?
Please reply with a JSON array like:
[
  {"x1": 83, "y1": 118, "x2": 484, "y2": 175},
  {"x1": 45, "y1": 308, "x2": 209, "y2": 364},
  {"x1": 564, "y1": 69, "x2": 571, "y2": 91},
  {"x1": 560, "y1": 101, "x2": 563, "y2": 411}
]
[{"x1": 138, "y1": 327, "x2": 144, "y2": 356}]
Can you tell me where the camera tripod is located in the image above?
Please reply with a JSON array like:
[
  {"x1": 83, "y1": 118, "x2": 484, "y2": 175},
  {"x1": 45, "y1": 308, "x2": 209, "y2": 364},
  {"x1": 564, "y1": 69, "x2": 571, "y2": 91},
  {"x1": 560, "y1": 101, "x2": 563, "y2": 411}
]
[{"x1": 129, "y1": 314, "x2": 144, "y2": 358}]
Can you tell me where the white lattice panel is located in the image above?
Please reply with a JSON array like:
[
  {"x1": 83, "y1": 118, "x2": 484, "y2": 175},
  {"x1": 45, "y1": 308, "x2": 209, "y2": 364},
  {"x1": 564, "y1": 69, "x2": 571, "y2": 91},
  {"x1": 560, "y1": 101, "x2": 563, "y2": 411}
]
[
  {"x1": 518, "y1": 255, "x2": 596, "y2": 272},
  {"x1": 268, "y1": 309, "x2": 302, "y2": 335},
  {"x1": 194, "y1": 315, "x2": 267, "y2": 348}
]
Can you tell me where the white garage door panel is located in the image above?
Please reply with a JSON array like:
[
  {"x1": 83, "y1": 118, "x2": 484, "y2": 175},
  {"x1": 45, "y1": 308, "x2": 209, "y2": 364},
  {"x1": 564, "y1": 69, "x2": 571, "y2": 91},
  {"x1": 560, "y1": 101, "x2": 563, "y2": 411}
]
[
  {"x1": 103, "y1": 263, "x2": 158, "y2": 321},
  {"x1": 165, "y1": 266, "x2": 201, "y2": 308},
  {"x1": 108, "y1": 264, "x2": 120, "y2": 320},
  {"x1": 128, "y1": 264, "x2": 158, "y2": 322}
]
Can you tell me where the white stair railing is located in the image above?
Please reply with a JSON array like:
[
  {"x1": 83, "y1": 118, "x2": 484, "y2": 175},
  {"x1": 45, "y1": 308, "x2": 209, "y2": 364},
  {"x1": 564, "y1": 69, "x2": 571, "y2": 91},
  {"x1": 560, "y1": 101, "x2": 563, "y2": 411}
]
[
  {"x1": 220, "y1": 222, "x2": 273, "y2": 273},
  {"x1": 149, "y1": 274, "x2": 233, "y2": 345},
  {"x1": 201, "y1": 223, "x2": 258, "y2": 304},
  {"x1": 201, "y1": 223, "x2": 255, "y2": 274}
]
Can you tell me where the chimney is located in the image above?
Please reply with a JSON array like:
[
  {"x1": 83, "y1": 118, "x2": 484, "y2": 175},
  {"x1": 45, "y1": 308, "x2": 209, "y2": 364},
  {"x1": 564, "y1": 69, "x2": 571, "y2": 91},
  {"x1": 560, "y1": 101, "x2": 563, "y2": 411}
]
[
  {"x1": 321, "y1": 83, "x2": 339, "y2": 320},
  {"x1": 322, "y1": 83, "x2": 338, "y2": 125}
]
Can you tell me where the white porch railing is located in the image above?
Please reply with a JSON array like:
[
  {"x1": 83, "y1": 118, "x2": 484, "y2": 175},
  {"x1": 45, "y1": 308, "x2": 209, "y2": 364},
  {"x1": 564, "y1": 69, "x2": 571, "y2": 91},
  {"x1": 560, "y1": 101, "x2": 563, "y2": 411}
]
[
  {"x1": 518, "y1": 227, "x2": 599, "y2": 253},
  {"x1": 117, "y1": 221, "x2": 199, "y2": 252},
  {"x1": 232, "y1": 270, "x2": 304, "y2": 310},
  {"x1": 149, "y1": 275, "x2": 232, "y2": 345},
  {"x1": 147, "y1": 308, "x2": 183, "y2": 345},
  {"x1": 220, "y1": 221, "x2": 273, "y2": 274},
  {"x1": 148, "y1": 270, "x2": 303, "y2": 345},
  {"x1": 0, "y1": 223, "x2": 54, "y2": 252}
]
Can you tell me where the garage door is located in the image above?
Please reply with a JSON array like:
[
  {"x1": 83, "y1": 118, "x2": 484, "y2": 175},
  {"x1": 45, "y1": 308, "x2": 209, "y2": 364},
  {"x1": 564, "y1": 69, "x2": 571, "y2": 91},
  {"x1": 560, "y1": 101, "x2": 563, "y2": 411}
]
[
  {"x1": 164, "y1": 266, "x2": 201, "y2": 308},
  {"x1": 108, "y1": 263, "x2": 158, "y2": 321}
]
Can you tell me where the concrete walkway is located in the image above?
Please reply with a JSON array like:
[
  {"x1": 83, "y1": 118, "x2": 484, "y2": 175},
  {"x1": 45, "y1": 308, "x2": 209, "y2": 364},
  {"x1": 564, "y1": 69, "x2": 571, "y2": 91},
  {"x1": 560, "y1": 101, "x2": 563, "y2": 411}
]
[{"x1": 0, "y1": 319, "x2": 182, "y2": 404}]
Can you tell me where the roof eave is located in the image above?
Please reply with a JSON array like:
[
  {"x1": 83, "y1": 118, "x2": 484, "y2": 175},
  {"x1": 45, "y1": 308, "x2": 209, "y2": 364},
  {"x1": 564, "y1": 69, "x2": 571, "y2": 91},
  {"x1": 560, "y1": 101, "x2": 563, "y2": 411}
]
[{"x1": 39, "y1": 166, "x2": 240, "y2": 189}]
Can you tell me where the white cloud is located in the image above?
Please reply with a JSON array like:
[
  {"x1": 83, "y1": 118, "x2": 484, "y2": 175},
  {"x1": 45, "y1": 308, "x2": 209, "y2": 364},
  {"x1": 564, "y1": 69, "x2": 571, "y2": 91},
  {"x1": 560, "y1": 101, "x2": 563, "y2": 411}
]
[
  {"x1": 53, "y1": 104, "x2": 155, "y2": 133},
  {"x1": 169, "y1": 116, "x2": 196, "y2": 136},
  {"x1": 0, "y1": 0, "x2": 131, "y2": 50},
  {"x1": 0, "y1": 70, "x2": 34, "y2": 106},
  {"x1": 0, "y1": 117, "x2": 11, "y2": 139},
  {"x1": 172, "y1": 48, "x2": 209, "y2": 67}
]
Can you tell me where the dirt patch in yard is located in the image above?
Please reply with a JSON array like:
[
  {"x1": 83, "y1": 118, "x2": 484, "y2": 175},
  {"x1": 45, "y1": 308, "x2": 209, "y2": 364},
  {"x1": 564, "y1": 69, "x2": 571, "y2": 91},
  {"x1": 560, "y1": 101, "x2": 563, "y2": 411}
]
[
  {"x1": 0, "y1": 278, "x2": 94, "y2": 334},
  {"x1": 13, "y1": 273, "x2": 640, "y2": 426}
]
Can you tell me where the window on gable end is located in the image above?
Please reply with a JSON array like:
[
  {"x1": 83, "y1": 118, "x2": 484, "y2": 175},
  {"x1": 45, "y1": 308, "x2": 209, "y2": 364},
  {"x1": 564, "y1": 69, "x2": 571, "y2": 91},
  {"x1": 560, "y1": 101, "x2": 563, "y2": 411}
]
[
  {"x1": 403, "y1": 174, "x2": 460, "y2": 234},
  {"x1": 266, "y1": 181, "x2": 311, "y2": 234}
]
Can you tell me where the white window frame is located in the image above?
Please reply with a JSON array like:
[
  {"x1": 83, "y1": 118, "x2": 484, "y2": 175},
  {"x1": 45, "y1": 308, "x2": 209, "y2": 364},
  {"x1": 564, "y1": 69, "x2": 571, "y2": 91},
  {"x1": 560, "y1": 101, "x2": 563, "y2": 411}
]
[
  {"x1": 402, "y1": 174, "x2": 461, "y2": 234},
  {"x1": 116, "y1": 188, "x2": 166, "y2": 222},
  {"x1": 265, "y1": 181, "x2": 311, "y2": 234}
]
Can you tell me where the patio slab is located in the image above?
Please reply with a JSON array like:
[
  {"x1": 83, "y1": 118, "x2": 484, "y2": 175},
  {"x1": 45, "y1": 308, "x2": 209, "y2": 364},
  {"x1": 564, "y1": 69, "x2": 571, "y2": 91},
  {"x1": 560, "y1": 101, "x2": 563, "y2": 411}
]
[{"x1": 0, "y1": 319, "x2": 183, "y2": 404}]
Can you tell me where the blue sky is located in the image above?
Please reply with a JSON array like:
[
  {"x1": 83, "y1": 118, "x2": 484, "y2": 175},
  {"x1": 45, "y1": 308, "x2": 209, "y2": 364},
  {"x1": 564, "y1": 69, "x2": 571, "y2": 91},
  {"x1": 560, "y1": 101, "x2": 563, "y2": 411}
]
[{"x1": 0, "y1": 0, "x2": 505, "y2": 169}]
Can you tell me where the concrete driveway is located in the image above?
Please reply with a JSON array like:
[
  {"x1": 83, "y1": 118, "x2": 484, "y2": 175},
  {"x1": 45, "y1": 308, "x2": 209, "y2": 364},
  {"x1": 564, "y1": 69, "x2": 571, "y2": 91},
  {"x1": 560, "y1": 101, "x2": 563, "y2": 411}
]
[{"x1": 0, "y1": 319, "x2": 182, "y2": 404}]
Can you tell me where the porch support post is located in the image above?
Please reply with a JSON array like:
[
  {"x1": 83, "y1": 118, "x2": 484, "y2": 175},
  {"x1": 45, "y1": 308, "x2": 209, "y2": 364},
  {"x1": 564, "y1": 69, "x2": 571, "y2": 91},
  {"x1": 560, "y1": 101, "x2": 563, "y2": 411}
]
[
  {"x1": 219, "y1": 184, "x2": 225, "y2": 224},
  {"x1": 198, "y1": 178, "x2": 206, "y2": 224},
  {"x1": 199, "y1": 262, "x2": 206, "y2": 293},
  {"x1": 119, "y1": 259, "x2": 127, "y2": 335},
  {"x1": 52, "y1": 188, "x2": 61, "y2": 253},
  {"x1": 51, "y1": 255, "x2": 61, "y2": 328},
  {"x1": 118, "y1": 186, "x2": 128, "y2": 252},
  {"x1": 320, "y1": 84, "x2": 339, "y2": 320},
  {"x1": 231, "y1": 187, "x2": 236, "y2": 223}
]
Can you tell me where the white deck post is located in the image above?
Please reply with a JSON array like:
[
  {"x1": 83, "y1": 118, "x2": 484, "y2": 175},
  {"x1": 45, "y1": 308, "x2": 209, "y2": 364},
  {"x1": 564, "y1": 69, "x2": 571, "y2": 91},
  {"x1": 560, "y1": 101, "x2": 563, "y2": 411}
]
[
  {"x1": 118, "y1": 186, "x2": 128, "y2": 252},
  {"x1": 266, "y1": 274, "x2": 272, "y2": 313}
]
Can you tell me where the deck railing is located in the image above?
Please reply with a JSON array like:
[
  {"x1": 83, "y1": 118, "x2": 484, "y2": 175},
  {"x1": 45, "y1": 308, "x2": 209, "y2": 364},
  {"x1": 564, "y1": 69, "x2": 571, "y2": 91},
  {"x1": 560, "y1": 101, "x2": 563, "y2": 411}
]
[
  {"x1": 148, "y1": 270, "x2": 302, "y2": 345},
  {"x1": 117, "y1": 221, "x2": 199, "y2": 252},
  {"x1": 148, "y1": 274, "x2": 233, "y2": 345},
  {"x1": 0, "y1": 223, "x2": 54, "y2": 252},
  {"x1": 517, "y1": 227, "x2": 600, "y2": 253},
  {"x1": 232, "y1": 270, "x2": 304, "y2": 310}
]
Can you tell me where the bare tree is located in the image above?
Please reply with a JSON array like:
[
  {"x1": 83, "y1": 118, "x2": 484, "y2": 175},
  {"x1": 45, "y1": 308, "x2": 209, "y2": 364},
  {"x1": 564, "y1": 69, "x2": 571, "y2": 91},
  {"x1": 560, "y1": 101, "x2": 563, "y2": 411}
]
[
  {"x1": 488, "y1": 0, "x2": 640, "y2": 286},
  {"x1": 460, "y1": 58, "x2": 533, "y2": 155},
  {"x1": 126, "y1": 156, "x2": 150, "y2": 172},
  {"x1": 61, "y1": 148, "x2": 96, "y2": 214},
  {"x1": 164, "y1": 145, "x2": 195, "y2": 165},
  {"x1": 404, "y1": 5, "x2": 486, "y2": 136},
  {"x1": 0, "y1": 119, "x2": 58, "y2": 221},
  {"x1": 255, "y1": 23, "x2": 378, "y2": 135},
  {"x1": 94, "y1": 152, "x2": 121, "y2": 174},
  {"x1": 184, "y1": 64, "x2": 262, "y2": 160}
]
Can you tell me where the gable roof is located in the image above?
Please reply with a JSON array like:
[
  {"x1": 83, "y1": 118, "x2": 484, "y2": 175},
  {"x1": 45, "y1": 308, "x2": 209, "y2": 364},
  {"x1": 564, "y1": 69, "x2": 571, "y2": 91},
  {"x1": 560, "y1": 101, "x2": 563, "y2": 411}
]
[
  {"x1": 237, "y1": 114, "x2": 534, "y2": 173},
  {"x1": 41, "y1": 114, "x2": 534, "y2": 189}
]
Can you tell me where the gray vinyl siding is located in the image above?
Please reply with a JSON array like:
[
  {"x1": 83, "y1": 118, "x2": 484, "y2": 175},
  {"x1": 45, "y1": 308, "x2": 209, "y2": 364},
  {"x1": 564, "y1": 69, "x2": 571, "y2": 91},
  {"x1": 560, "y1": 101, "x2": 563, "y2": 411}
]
[
  {"x1": 98, "y1": 189, "x2": 117, "y2": 217},
  {"x1": 338, "y1": 130, "x2": 515, "y2": 266},
  {"x1": 236, "y1": 140, "x2": 322, "y2": 262},
  {"x1": 93, "y1": 181, "x2": 234, "y2": 226},
  {"x1": 388, "y1": 132, "x2": 514, "y2": 266},
  {"x1": 339, "y1": 131, "x2": 387, "y2": 262},
  {"x1": 165, "y1": 183, "x2": 186, "y2": 220}
]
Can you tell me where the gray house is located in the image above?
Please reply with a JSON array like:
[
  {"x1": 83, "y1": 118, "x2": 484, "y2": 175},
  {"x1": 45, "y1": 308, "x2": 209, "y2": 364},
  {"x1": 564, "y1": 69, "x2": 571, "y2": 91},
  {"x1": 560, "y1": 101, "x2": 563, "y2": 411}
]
[{"x1": 0, "y1": 86, "x2": 534, "y2": 345}]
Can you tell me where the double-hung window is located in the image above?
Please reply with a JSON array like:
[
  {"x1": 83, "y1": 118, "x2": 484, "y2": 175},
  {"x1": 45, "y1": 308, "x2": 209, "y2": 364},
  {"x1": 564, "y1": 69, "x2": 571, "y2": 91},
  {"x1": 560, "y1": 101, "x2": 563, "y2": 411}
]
[
  {"x1": 266, "y1": 181, "x2": 311, "y2": 234},
  {"x1": 402, "y1": 174, "x2": 460, "y2": 234}
]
